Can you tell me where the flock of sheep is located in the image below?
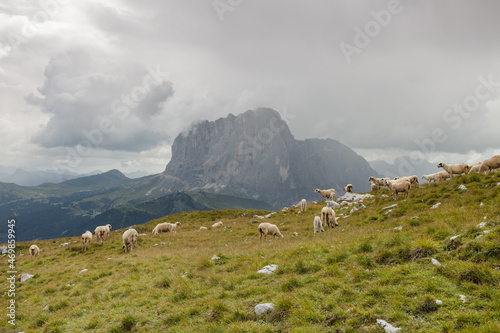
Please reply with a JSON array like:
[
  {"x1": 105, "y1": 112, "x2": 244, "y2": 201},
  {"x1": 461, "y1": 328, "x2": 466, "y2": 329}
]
[{"x1": 24, "y1": 155, "x2": 499, "y2": 258}]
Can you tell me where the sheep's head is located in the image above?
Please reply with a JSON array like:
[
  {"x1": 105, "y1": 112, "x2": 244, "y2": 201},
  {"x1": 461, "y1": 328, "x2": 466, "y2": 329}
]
[
  {"x1": 175, "y1": 222, "x2": 181, "y2": 226},
  {"x1": 437, "y1": 162, "x2": 444, "y2": 168},
  {"x1": 314, "y1": 189, "x2": 320, "y2": 193},
  {"x1": 382, "y1": 179, "x2": 390, "y2": 186},
  {"x1": 368, "y1": 176, "x2": 374, "y2": 181}
]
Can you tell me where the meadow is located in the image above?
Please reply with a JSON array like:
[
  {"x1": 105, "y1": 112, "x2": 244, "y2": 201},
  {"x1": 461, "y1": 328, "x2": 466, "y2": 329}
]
[{"x1": 2, "y1": 171, "x2": 500, "y2": 332}]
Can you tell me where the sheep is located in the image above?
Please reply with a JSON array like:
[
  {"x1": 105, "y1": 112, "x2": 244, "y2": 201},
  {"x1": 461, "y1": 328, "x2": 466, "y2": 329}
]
[
  {"x1": 94, "y1": 226, "x2": 107, "y2": 245},
  {"x1": 104, "y1": 224, "x2": 112, "y2": 238},
  {"x1": 478, "y1": 155, "x2": 500, "y2": 173},
  {"x1": 383, "y1": 178, "x2": 411, "y2": 201},
  {"x1": 29, "y1": 244, "x2": 40, "y2": 258},
  {"x1": 395, "y1": 175, "x2": 419, "y2": 187},
  {"x1": 212, "y1": 221, "x2": 223, "y2": 228},
  {"x1": 122, "y1": 229, "x2": 138, "y2": 252},
  {"x1": 321, "y1": 206, "x2": 338, "y2": 229},
  {"x1": 81, "y1": 230, "x2": 92, "y2": 252},
  {"x1": 313, "y1": 215, "x2": 324, "y2": 233},
  {"x1": 300, "y1": 199, "x2": 307, "y2": 212},
  {"x1": 467, "y1": 162, "x2": 482, "y2": 174},
  {"x1": 200, "y1": 226, "x2": 208, "y2": 230},
  {"x1": 344, "y1": 184, "x2": 353, "y2": 193},
  {"x1": 152, "y1": 222, "x2": 181, "y2": 235},
  {"x1": 258, "y1": 222, "x2": 283, "y2": 240},
  {"x1": 369, "y1": 176, "x2": 390, "y2": 189},
  {"x1": 437, "y1": 162, "x2": 470, "y2": 176},
  {"x1": 370, "y1": 182, "x2": 380, "y2": 191},
  {"x1": 315, "y1": 188, "x2": 336, "y2": 200},
  {"x1": 422, "y1": 173, "x2": 442, "y2": 183}
]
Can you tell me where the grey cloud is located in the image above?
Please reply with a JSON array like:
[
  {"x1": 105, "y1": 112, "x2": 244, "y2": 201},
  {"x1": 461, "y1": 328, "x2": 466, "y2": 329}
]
[{"x1": 29, "y1": 49, "x2": 174, "y2": 151}]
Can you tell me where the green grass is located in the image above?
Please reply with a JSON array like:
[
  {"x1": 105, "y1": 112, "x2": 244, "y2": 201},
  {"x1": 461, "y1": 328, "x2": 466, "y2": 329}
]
[{"x1": 3, "y1": 171, "x2": 500, "y2": 332}]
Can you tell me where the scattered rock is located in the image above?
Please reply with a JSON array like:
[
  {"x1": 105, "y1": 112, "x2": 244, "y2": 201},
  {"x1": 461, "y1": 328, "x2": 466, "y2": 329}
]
[
  {"x1": 450, "y1": 235, "x2": 461, "y2": 241},
  {"x1": 435, "y1": 299, "x2": 443, "y2": 305},
  {"x1": 394, "y1": 226, "x2": 402, "y2": 231},
  {"x1": 349, "y1": 206, "x2": 358, "y2": 214},
  {"x1": 430, "y1": 202, "x2": 441, "y2": 209},
  {"x1": 326, "y1": 200, "x2": 340, "y2": 209},
  {"x1": 483, "y1": 230, "x2": 490, "y2": 234},
  {"x1": 264, "y1": 212, "x2": 277, "y2": 218},
  {"x1": 358, "y1": 203, "x2": 366, "y2": 209},
  {"x1": 66, "y1": 284, "x2": 75, "y2": 287},
  {"x1": 43, "y1": 305, "x2": 49, "y2": 310},
  {"x1": 20, "y1": 273, "x2": 34, "y2": 282},
  {"x1": 381, "y1": 194, "x2": 389, "y2": 198},
  {"x1": 458, "y1": 184, "x2": 468, "y2": 191},
  {"x1": 459, "y1": 295, "x2": 467, "y2": 303},
  {"x1": 257, "y1": 264, "x2": 278, "y2": 274},
  {"x1": 293, "y1": 232, "x2": 298, "y2": 237},
  {"x1": 340, "y1": 201, "x2": 349, "y2": 207},
  {"x1": 251, "y1": 220, "x2": 259, "y2": 224},
  {"x1": 0, "y1": 246, "x2": 7, "y2": 254},
  {"x1": 79, "y1": 269, "x2": 88, "y2": 274},
  {"x1": 497, "y1": 182, "x2": 500, "y2": 186},
  {"x1": 477, "y1": 222, "x2": 487, "y2": 228},
  {"x1": 431, "y1": 258, "x2": 441, "y2": 266},
  {"x1": 160, "y1": 242, "x2": 166, "y2": 245},
  {"x1": 382, "y1": 204, "x2": 397, "y2": 210},
  {"x1": 153, "y1": 244, "x2": 158, "y2": 247},
  {"x1": 255, "y1": 303, "x2": 274, "y2": 315},
  {"x1": 60, "y1": 242, "x2": 70, "y2": 247},
  {"x1": 211, "y1": 255, "x2": 221, "y2": 261},
  {"x1": 384, "y1": 209, "x2": 393, "y2": 216},
  {"x1": 200, "y1": 226, "x2": 208, "y2": 230},
  {"x1": 476, "y1": 234, "x2": 484, "y2": 239},
  {"x1": 338, "y1": 192, "x2": 374, "y2": 202},
  {"x1": 479, "y1": 202, "x2": 484, "y2": 207},
  {"x1": 376, "y1": 319, "x2": 401, "y2": 333}
]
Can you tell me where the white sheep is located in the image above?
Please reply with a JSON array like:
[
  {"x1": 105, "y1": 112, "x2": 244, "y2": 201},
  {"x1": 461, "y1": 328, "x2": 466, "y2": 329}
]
[
  {"x1": 122, "y1": 229, "x2": 138, "y2": 252},
  {"x1": 478, "y1": 155, "x2": 500, "y2": 173},
  {"x1": 370, "y1": 182, "x2": 380, "y2": 191},
  {"x1": 152, "y1": 222, "x2": 181, "y2": 235},
  {"x1": 200, "y1": 226, "x2": 208, "y2": 230},
  {"x1": 437, "y1": 162, "x2": 470, "y2": 176},
  {"x1": 258, "y1": 222, "x2": 283, "y2": 240},
  {"x1": 383, "y1": 178, "x2": 411, "y2": 201},
  {"x1": 94, "y1": 226, "x2": 107, "y2": 245},
  {"x1": 81, "y1": 230, "x2": 92, "y2": 252},
  {"x1": 321, "y1": 206, "x2": 337, "y2": 229},
  {"x1": 313, "y1": 215, "x2": 324, "y2": 233},
  {"x1": 104, "y1": 224, "x2": 112, "y2": 238},
  {"x1": 394, "y1": 175, "x2": 419, "y2": 187},
  {"x1": 29, "y1": 244, "x2": 40, "y2": 258},
  {"x1": 300, "y1": 199, "x2": 307, "y2": 212},
  {"x1": 369, "y1": 176, "x2": 390, "y2": 189},
  {"x1": 212, "y1": 221, "x2": 223, "y2": 228},
  {"x1": 467, "y1": 163, "x2": 482, "y2": 174},
  {"x1": 344, "y1": 184, "x2": 353, "y2": 193},
  {"x1": 315, "y1": 188, "x2": 336, "y2": 200}
]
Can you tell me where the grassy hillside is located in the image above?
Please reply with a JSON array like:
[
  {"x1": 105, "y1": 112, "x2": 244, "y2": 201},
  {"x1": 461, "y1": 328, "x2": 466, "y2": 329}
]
[{"x1": 3, "y1": 172, "x2": 500, "y2": 332}]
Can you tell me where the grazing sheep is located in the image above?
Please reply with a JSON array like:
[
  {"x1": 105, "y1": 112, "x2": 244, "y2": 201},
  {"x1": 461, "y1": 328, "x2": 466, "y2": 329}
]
[
  {"x1": 300, "y1": 199, "x2": 307, "y2": 212},
  {"x1": 212, "y1": 221, "x2": 223, "y2": 228},
  {"x1": 315, "y1": 188, "x2": 336, "y2": 200},
  {"x1": 370, "y1": 182, "x2": 380, "y2": 191},
  {"x1": 467, "y1": 163, "x2": 482, "y2": 174},
  {"x1": 344, "y1": 184, "x2": 353, "y2": 193},
  {"x1": 258, "y1": 222, "x2": 284, "y2": 240},
  {"x1": 321, "y1": 206, "x2": 338, "y2": 229},
  {"x1": 478, "y1": 155, "x2": 500, "y2": 173},
  {"x1": 369, "y1": 176, "x2": 390, "y2": 189},
  {"x1": 313, "y1": 215, "x2": 324, "y2": 233},
  {"x1": 383, "y1": 179, "x2": 411, "y2": 201},
  {"x1": 437, "y1": 162, "x2": 470, "y2": 176},
  {"x1": 395, "y1": 175, "x2": 419, "y2": 187},
  {"x1": 200, "y1": 226, "x2": 208, "y2": 230},
  {"x1": 94, "y1": 226, "x2": 107, "y2": 245},
  {"x1": 422, "y1": 173, "x2": 442, "y2": 183},
  {"x1": 29, "y1": 244, "x2": 40, "y2": 258},
  {"x1": 122, "y1": 229, "x2": 138, "y2": 252},
  {"x1": 81, "y1": 230, "x2": 92, "y2": 252},
  {"x1": 152, "y1": 222, "x2": 181, "y2": 235}
]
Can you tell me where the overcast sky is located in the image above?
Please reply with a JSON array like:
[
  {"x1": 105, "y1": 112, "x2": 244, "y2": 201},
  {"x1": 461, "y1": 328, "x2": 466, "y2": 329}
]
[{"x1": 1, "y1": 0, "x2": 499, "y2": 176}]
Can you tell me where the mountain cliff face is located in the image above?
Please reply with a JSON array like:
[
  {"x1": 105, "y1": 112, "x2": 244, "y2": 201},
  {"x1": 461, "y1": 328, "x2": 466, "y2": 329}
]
[{"x1": 154, "y1": 108, "x2": 377, "y2": 207}]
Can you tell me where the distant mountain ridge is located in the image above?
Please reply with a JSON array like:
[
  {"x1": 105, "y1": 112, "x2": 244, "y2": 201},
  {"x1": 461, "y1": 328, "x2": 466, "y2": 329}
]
[
  {"x1": 369, "y1": 156, "x2": 439, "y2": 179},
  {"x1": 153, "y1": 108, "x2": 378, "y2": 207}
]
